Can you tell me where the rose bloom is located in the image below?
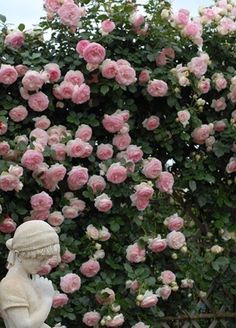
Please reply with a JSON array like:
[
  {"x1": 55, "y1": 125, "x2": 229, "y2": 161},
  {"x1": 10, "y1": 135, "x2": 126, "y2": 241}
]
[
  {"x1": 211, "y1": 97, "x2": 226, "y2": 112},
  {"x1": 9, "y1": 105, "x2": 28, "y2": 122},
  {"x1": 226, "y1": 157, "x2": 236, "y2": 173},
  {"x1": 30, "y1": 191, "x2": 53, "y2": 211},
  {"x1": 132, "y1": 322, "x2": 150, "y2": 328},
  {"x1": 172, "y1": 8, "x2": 190, "y2": 26},
  {"x1": 94, "y1": 193, "x2": 113, "y2": 212},
  {"x1": 62, "y1": 205, "x2": 79, "y2": 219},
  {"x1": 198, "y1": 78, "x2": 211, "y2": 94},
  {"x1": 5, "y1": 30, "x2": 24, "y2": 48},
  {"x1": 15, "y1": 64, "x2": 28, "y2": 77},
  {"x1": 0, "y1": 217, "x2": 17, "y2": 233},
  {"x1": 83, "y1": 311, "x2": 101, "y2": 327},
  {"x1": 147, "y1": 80, "x2": 168, "y2": 97},
  {"x1": 126, "y1": 145, "x2": 143, "y2": 163},
  {"x1": 156, "y1": 285, "x2": 172, "y2": 300},
  {"x1": 60, "y1": 273, "x2": 81, "y2": 294},
  {"x1": 61, "y1": 250, "x2": 76, "y2": 263},
  {"x1": 0, "y1": 65, "x2": 18, "y2": 85},
  {"x1": 69, "y1": 198, "x2": 86, "y2": 212},
  {"x1": 96, "y1": 143, "x2": 114, "y2": 160},
  {"x1": 86, "y1": 224, "x2": 99, "y2": 240},
  {"x1": 142, "y1": 158, "x2": 162, "y2": 179},
  {"x1": 58, "y1": 81, "x2": 74, "y2": 99},
  {"x1": 88, "y1": 175, "x2": 106, "y2": 193},
  {"x1": 177, "y1": 110, "x2": 190, "y2": 127},
  {"x1": 115, "y1": 65, "x2": 137, "y2": 86},
  {"x1": 130, "y1": 193, "x2": 150, "y2": 211},
  {"x1": 28, "y1": 92, "x2": 49, "y2": 112},
  {"x1": 80, "y1": 259, "x2": 100, "y2": 277},
  {"x1": 66, "y1": 138, "x2": 88, "y2": 158},
  {"x1": 83, "y1": 42, "x2": 106, "y2": 65},
  {"x1": 139, "y1": 291, "x2": 158, "y2": 308},
  {"x1": 105, "y1": 314, "x2": 124, "y2": 327},
  {"x1": 67, "y1": 166, "x2": 89, "y2": 190},
  {"x1": 139, "y1": 69, "x2": 150, "y2": 83},
  {"x1": 100, "y1": 19, "x2": 116, "y2": 35},
  {"x1": 112, "y1": 133, "x2": 131, "y2": 150},
  {"x1": 191, "y1": 124, "x2": 211, "y2": 144},
  {"x1": 21, "y1": 149, "x2": 44, "y2": 171},
  {"x1": 0, "y1": 121, "x2": 8, "y2": 135},
  {"x1": 75, "y1": 124, "x2": 92, "y2": 141},
  {"x1": 33, "y1": 115, "x2": 51, "y2": 130},
  {"x1": 47, "y1": 211, "x2": 64, "y2": 226},
  {"x1": 30, "y1": 209, "x2": 50, "y2": 221},
  {"x1": 134, "y1": 182, "x2": 154, "y2": 199},
  {"x1": 100, "y1": 59, "x2": 118, "y2": 79},
  {"x1": 96, "y1": 288, "x2": 115, "y2": 305},
  {"x1": 214, "y1": 120, "x2": 226, "y2": 133},
  {"x1": 57, "y1": 1, "x2": 82, "y2": 27},
  {"x1": 44, "y1": 0, "x2": 62, "y2": 13},
  {"x1": 72, "y1": 84, "x2": 90, "y2": 104},
  {"x1": 188, "y1": 55, "x2": 208, "y2": 78},
  {"x1": 156, "y1": 171, "x2": 174, "y2": 194},
  {"x1": 106, "y1": 163, "x2": 127, "y2": 184},
  {"x1": 148, "y1": 237, "x2": 167, "y2": 253},
  {"x1": 76, "y1": 40, "x2": 90, "y2": 57},
  {"x1": 50, "y1": 143, "x2": 66, "y2": 161},
  {"x1": 126, "y1": 243, "x2": 146, "y2": 263},
  {"x1": 99, "y1": 226, "x2": 111, "y2": 241},
  {"x1": 37, "y1": 264, "x2": 52, "y2": 276},
  {"x1": 102, "y1": 113, "x2": 124, "y2": 133},
  {"x1": 22, "y1": 70, "x2": 44, "y2": 91},
  {"x1": 0, "y1": 141, "x2": 10, "y2": 155},
  {"x1": 164, "y1": 213, "x2": 184, "y2": 231},
  {"x1": 44, "y1": 63, "x2": 61, "y2": 82},
  {"x1": 160, "y1": 270, "x2": 176, "y2": 284},
  {"x1": 142, "y1": 116, "x2": 160, "y2": 131},
  {"x1": 64, "y1": 70, "x2": 85, "y2": 85},
  {"x1": 52, "y1": 293, "x2": 69, "y2": 309},
  {"x1": 167, "y1": 231, "x2": 186, "y2": 249}
]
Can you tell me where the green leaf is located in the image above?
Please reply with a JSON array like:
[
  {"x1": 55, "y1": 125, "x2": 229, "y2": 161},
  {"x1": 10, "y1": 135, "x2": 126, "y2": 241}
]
[
  {"x1": 189, "y1": 180, "x2": 196, "y2": 192},
  {"x1": 100, "y1": 85, "x2": 109, "y2": 95},
  {"x1": 18, "y1": 23, "x2": 25, "y2": 31},
  {"x1": 0, "y1": 14, "x2": 6, "y2": 23},
  {"x1": 213, "y1": 141, "x2": 230, "y2": 158}
]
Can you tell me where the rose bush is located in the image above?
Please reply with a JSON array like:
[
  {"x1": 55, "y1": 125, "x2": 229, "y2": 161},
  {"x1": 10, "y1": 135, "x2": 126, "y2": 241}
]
[{"x1": 0, "y1": 0, "x2": 235, "y2": 327}]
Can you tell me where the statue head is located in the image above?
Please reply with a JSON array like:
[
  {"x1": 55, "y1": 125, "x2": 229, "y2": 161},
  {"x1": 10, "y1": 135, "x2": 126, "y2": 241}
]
[{"x1": 6, "y1": 220, "x2": 60, "y2": 273}]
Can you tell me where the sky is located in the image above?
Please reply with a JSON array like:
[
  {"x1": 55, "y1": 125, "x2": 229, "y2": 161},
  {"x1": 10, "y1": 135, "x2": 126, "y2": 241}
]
[{"x1": 0, "y1": 0, "x2": 214, "y2": 28}]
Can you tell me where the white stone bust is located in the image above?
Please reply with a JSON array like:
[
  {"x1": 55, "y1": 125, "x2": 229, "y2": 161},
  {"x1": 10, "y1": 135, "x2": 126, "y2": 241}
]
[{"x1": 0, "y1": 220, "x2": 60, "y2": 328}]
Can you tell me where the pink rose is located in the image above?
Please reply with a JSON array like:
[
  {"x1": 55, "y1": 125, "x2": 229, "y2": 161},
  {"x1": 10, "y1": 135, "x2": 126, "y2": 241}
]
[
  {"x1": 139, "y1": 69, "x2": 150, "y2": 83},
  {"x1": 188, "y1": 55, "x2": 209, "y2": 78},
  {"x1": 0, "y1": 65, "x2": 18, "y2": 85},
  {"x1": 167, "y1": 231, "x2": 186, "y2": 249},
  {"x1": 28, "y1": 92, "x2": 49, "y2": 112},
  {"x1": 99, "y1": 226, "x2": 111, "y2": 241},
  {"x1": 64, "y1": 70, "x2": 84, "y2": 85},
  {"x1": 139, "y1": 293, "x2": 158, "y2": 308},
  {"x1": 134, "y1": 182, "x2": 154, "y2": 199},
  {"x1": 94, "y1": 193, "x2": 113, "y2": 212},
  {"x1": 75, "y1": 124, "x2": 92, "y2": 141},
  {"x1": 172, "y1": 9, "x2": 190, "y2": 26},
  {"x1": 102, "y1": 114, "x2": 124, "y2": 133},
  {"x1": 126, "y1": 243, "x2": 146, "y2": 263},
  {"x1": 148, "y1": 238, "x2": 167, "y2": 253},
  {"x1": 226, "y1": 157, "x2": 236, "y2": 173},
  {"x1": 142, "y1": 116, "x2": 160, "y2": 131},
  {"x1": 177, "y1": 110, "x2": 190, "y2": 127},
  {"x1": 44, "y1": 63, "x2": 61, "y2": 82},
  {"x1": 72, "y1": 84, "x2": 90, "y2": 104},
  {"x1": 96, "y1": 288, "x2": 115, "y2": 305},
  {"x1": 61, "y1": 250, "x2": 76, "y2": 263},
  {"x1": 47, "y1": 211, "x2": 64, "y2": 226},
  {"x1": 33, "y1": 115, "x2": 51, "y2": 130},
  {"x1": 112, "y1": 133, "x2": 131, "y2": 150},
  {"x1": 83, "y1": 42, "x2": 106, "y2": 65},
  {"x1": 0, "y1": 121, "x2": 8, "y2": 135},
  {"x1": 100, "y1": 19, "x2": 115, "y2": 35},
  {"x1": 147, "y1": 80, "x2": 168, "y2": 97},
  {"x1": 58, "y1": 81, "x2": 74, "y2": 99},
  {"x1": 21, "y1": 149, "x2": 44, "y2": 171},
  {"x1": 191, "y1": 124, "x2": 211, "y2": 144},
  {"x1": 60, "y1": 273, "x2": 81, "y2": 293},
  {"x1": 66, "y1": 138, "x2": 88, "y2": 158},
  {"x1": 211, "y1": 97, "x2": 226, "y2": 112},
  {"x1": 50, "y1": 143, "x2": 66, "y2": 161},
  {"x1": 69, "y1": 198, "x2": 86, "y2": 211},
  {"x1": 0, "y1": 141, "x2": 10, "y2": 155},
  {"x1": 214, "y1": 120, "x2": 226, "y2": 132},
  {"x1": 22, "y1": 70, "x2": 44, "y2": 91},
  {"x1": 142, "y1": 158, "x2": 162, "y2": 179},
  {"x1": 156, "y1": 171, "x2": 174, "y2": 194},
  {"x1": 76, "y1": 40, "x2": 90, "y2": 57},
  {"x1": 106, "y1": 163, "x2": 127, "y2": 184},
  {"x1": 30, "y1": 209, "x2": 50, "y2": 221},
  {"x1": 214, "y1": 76, "x2": 227, "y2": 91},
  {"x1": 164, "y1": 213, "x2": 184, "y2": 231},
  {"x1": 86, "y1": 224, "x2": 99, "y2": 240},
  {"x1": 88, "y1": 175, "x2": 106, "y2": 193},
  {"x1": 132, "y1": 322, "x2": 149, "y2": 328},
  {"x1": 115, "y1": 65, "x2": 137, "y2": 86},
  {"x1": 37, "y1": 264, "x2": 52, "y2": 275},
  {"x1": 62, "y1": 206, "x2": 79, "y2": 219},
  {"x1": 96, "y1": 143, "x2": 114, "y2": 160},
  {"x1": 15, "y1": 64, "x2": 28, "y2": 77},
  {"x1": 9, "y1": 105, "x2": 28, "y2": 122},
  {"x1": 182, "y1": 21, "x2": 202, "y2": 38},
  {"x1": 126, "y1": 145, "x2": 143, "y2": 163},
  {"x1": 80, "y1": 259, "x2": 100, "y2": 277},
  {"x1": 130, "y1": 194, "x2": 150, "y2": 211},
  {"x1": 44, "y1": 0, "x2": 62, "y2": 13},
  {"x1": 5, "y1": 30, "x2": 24, "y2": 48},
  {"x1": 198, "y1": 78, "x2": 211, "y2": 94},
  {"x1": 100, "y1": 59, "x2": 118, "y2": 79},
  {"x1": 31, "y1": 191, "x2": 53, "y2": 211},
  {"x1": 157, "y1": 285, "x2": 172, "y2": 300},
  {"x1": 57, "y1": 2, "x2": 82, "y2": 27},
  {"x1": 52, "y1": 293, "x2": 69, "y2": 308},
  {"x1": 160, "y1": 270, "x2": 176, "y2": 284},
  {"x1": 67, "y1": 166, "x2": 89, "y2": 190},
  {"x1": 83, "y1": 311, "x2": 101, "y2": 327},
  {"x1": 105, "y1": 314, "x2": 124, "y2": 327},
  {"x1": 0, "y1": 217, "x2": 17, "y2": 233}
]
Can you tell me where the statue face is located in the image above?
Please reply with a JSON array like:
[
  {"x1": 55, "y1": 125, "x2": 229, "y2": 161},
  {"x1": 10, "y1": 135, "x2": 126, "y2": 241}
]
[{"x1": 20, "y1": 256, "x2": 52, "y2": 274}]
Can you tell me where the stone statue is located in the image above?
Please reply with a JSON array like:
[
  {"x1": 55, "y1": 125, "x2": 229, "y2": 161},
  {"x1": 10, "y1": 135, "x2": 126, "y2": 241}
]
[{"x1": 0, "y1": 220, "x2": 60, "y2": 328}]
